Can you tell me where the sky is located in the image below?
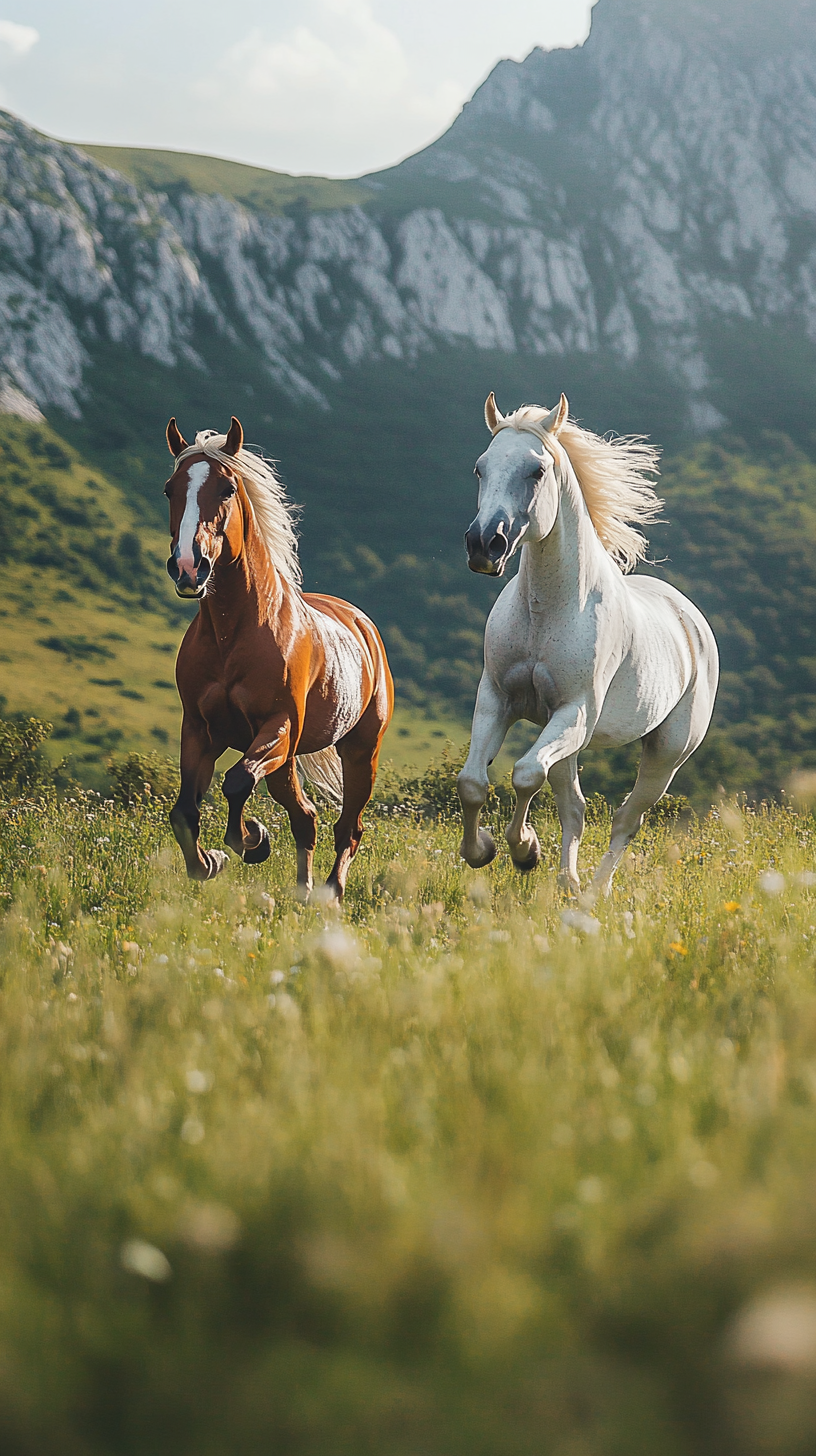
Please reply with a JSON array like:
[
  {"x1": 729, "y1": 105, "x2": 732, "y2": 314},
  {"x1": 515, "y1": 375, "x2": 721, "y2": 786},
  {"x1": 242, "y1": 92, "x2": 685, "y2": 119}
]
[{"x1": 0, "y1": 1, "x2": 597, "y2": 178}]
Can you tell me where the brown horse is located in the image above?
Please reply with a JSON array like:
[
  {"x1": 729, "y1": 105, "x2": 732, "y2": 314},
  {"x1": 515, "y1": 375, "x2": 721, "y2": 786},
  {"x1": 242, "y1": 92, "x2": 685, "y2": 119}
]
[{"x1": 163, "y1": 415, "x2": 393, "y2": 902}]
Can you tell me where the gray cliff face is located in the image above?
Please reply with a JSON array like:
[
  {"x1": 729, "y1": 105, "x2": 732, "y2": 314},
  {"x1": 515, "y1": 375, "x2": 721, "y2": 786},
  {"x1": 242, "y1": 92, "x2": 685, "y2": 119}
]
[{"x1": 1, "y1": 0, "x2": 815, "y2": 427}]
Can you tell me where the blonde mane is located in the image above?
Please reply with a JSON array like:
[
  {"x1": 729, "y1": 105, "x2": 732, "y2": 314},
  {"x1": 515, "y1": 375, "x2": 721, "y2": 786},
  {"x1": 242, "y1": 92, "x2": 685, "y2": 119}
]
[
  {"x1": 496, "y1": 405, "x2": 662, "y2": 573},
  {"x1": 172, "y1": 430, "x2": 301, "y2": 586}
]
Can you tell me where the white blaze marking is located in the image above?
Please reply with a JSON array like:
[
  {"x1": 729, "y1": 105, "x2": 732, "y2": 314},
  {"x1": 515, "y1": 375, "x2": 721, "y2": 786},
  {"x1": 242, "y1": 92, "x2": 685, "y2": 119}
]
[{"x1": 177, "y1": 461, "x2": 210, "y2": 574}]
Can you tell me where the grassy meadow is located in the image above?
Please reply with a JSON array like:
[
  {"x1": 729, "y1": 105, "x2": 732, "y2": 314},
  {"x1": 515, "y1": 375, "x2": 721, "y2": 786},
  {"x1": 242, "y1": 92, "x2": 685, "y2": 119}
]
[{"x1": 2, "y1": 775, "x2": 816, "y2": 1455}]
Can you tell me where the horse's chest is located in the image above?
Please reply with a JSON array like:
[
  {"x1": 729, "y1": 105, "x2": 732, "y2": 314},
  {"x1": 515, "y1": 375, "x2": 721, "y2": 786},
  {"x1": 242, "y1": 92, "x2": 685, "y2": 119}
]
[{"x1": 499, "y1": 659, "x2": 558, "y2": 724}]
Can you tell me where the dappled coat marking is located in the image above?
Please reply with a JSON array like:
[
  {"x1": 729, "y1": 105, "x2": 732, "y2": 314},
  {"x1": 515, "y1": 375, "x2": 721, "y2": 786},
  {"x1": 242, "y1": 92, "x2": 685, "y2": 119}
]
[
  {"x1": 458, "y1": 392, "x2": 719, "y2": 902},
  {"x1": 163, "y1": 415, "x2": 393, "y2": 902}
]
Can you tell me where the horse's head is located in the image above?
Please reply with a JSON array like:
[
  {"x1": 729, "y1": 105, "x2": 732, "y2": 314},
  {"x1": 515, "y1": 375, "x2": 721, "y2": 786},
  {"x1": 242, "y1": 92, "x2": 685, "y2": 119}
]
[
  {"x1": 465, "y1": 392, "x2": 568, "y2": 575},
  {"x1": 164, "y1": 417, "x2": 245, "y2": 597}
]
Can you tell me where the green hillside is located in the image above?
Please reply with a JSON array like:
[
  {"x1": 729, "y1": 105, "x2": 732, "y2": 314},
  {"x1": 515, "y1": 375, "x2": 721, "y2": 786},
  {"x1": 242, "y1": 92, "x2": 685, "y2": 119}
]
[
  {"x1": 81, "y1": 145, "x2": 370, "y2": 214},
  {"x1": 0, "y1": 416, "x2": 193, "y2": 779},
  {"x1": 7, "y1": 398, "x2": 816, "y2": 803}
]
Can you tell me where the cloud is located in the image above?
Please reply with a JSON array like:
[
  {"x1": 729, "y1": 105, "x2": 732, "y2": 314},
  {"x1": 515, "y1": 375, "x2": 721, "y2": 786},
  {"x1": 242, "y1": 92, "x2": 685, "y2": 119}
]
[
  {"x1": 189, "y1": 0, "x2": 464, "y2": 174},
  {"x1": 0, "y1": 20, "x2": 39, "y2": 59}
]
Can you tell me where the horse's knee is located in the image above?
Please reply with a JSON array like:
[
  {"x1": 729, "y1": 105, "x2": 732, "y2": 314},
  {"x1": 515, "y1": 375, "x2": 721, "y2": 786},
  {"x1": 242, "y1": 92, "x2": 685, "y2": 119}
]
[
  {"x1": 222, "y1": 763, "x2": 254, "y2": 801},
  {"x1": 512, "y1": 757, "x2": 546, "y2": 797},
  {"x1": 458, "y1": 769, "x2": 488, "y2": 808},
  {"x1": 169, "y1": 801, "x2": 196, "y2": 845}
]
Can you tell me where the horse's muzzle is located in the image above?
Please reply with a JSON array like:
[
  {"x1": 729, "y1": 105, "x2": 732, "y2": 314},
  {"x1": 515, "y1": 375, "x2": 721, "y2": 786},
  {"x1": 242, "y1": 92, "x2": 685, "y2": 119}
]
[
  {"x1": 167, "y1": 551, "x2": 212, "y2": 598},
  {"x1": 465, "y1": 516, "x2": 511, "y2": 576}
]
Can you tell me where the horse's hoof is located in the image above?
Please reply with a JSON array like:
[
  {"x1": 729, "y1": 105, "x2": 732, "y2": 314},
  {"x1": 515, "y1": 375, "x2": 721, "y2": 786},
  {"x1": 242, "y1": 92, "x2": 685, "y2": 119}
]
[
  {"x1": 511, "y1": 833, "x2": 541, "y2": 874},
  {"x1": 558, "y1": 872, "x2": 581, "y2": 900},
  {"x1": 190, "y1": 849, "x2": 228, "y2": 881},
  {"x1": 243, "y1": 822, "x2": 271, "y2": 865},
  {"x1": 460, "y1": 829, "x2": 497, "y2": 869}
]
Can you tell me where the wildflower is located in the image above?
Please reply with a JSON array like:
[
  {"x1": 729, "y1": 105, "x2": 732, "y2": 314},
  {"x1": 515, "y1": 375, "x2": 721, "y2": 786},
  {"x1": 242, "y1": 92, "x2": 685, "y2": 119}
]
[
  {"x1": 610, "y1": 1116, "x2": 632, "y2": 1142},
  {"x1": 274, "y1": 992, "x2": 300, "y2": 1023},
  {"x1": 723, "y1": 901, "x2": 740, "y2": 913},
  {"x1": 577, "y1": 1176, "x2": 604, "y2": 1204},
  {"x1": 120, "y1": 1240, "x2": 171, "y2": 1282},
  {"x1": 185, "y1": 1069, "x2": 212, "y2": 1094},
  {"x1": 757, "y1": 870, "x2": 785, "y2": 896},
  {"x1": 312, "y1": 926, "x2": 360, "y2": 972},
  {"x1": 669, "y1": 1052, "x2": 690, "y2": 1083},
  {"x1": 269, "y1": 970, "x2": 285, "y2": 986},
  {"x1": 688, "y1": 1160, "x2": 719, "y2": 1189},
  {"x1": 725, "y1": 1286, "x2": 816, "y2": 1373},
  {"x1": 561, "y1": 908, "x2": 601, "y2": 936},
  {"x1": 179, "y1": 1202, "x2": 240, "y2": 1254},
  {"x1": 669, "y1": 941, "x2": 688, "y2": 956}
]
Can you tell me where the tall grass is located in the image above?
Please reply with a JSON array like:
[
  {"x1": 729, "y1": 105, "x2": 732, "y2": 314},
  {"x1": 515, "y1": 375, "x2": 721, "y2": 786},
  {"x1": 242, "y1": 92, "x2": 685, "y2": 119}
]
[{"x1": 1, "y1": 785, "x2": 816, "y2": 1454}]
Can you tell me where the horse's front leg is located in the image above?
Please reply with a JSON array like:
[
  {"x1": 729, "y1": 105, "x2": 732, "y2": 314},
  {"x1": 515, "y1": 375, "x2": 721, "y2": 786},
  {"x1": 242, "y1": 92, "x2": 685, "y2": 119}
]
[
  {"x1": 222, "y1": 716, "x2": 292, "y2": 865},
  {"x1": 457, "y1": 675, "x2": 512, "y2": 868},
  {"x1": 170, "y1": 717, "x2": 228, "y2": 881},
  {"x1": 506, "y1": 704, "x2": 590, "y2": 878},
  {"x1": 265, "y1": 758, "x2": 318, "y2": 897},
  {"x1": 547, "y1": 754, "x2": 586, "y2": 896}
]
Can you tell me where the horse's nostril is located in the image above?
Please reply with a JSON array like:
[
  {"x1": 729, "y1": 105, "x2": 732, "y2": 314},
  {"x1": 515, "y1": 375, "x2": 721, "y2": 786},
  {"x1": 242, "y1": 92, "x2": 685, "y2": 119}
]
[
  {"x1": 488, "y1": 533, "x2": 505, "y2": 559},
  {"x1": 166, "y1": 555, "x2": 179, "y2": 581},
  {"x1": 198, "y1": 557, "x2": 212, "y2": 582}
]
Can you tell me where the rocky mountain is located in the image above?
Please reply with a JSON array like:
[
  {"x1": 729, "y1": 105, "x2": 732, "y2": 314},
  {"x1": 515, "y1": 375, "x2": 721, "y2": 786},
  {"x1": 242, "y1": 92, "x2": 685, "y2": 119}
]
[{"x1": 1, "y1": 0, "x2": 816, "y2": 439}]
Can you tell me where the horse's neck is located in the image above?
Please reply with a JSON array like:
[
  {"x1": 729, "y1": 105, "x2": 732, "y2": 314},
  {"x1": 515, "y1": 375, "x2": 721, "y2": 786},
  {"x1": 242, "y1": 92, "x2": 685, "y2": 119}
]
[
  {"x1": 205, "y1": 498, "x2": 286, "y2": 635},
  {"x1": 519, "y1": 465, "x2": 611, "y2": 611}
]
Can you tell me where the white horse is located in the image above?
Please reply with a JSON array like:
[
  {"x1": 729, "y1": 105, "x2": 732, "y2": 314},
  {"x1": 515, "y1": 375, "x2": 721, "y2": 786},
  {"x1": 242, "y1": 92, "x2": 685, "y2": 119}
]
[{"x1": 458, "y1": 392, "x2": 718, "y2": 903}]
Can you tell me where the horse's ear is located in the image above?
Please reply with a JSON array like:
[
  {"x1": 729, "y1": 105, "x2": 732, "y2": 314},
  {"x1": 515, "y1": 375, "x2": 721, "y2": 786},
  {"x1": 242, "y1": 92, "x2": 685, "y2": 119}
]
[
  {"x1": 541, "y1": 393, "x2": 569, "y2": 437},
  {"x1": 224, "y1": 416, "x2": 243, "y2": 457},
  {"x1": 166, "y1": 417, "x2": 189, "y2": 457},
  {"x1": 485, "y1": 391, "x2": 502, "y2": 433}
]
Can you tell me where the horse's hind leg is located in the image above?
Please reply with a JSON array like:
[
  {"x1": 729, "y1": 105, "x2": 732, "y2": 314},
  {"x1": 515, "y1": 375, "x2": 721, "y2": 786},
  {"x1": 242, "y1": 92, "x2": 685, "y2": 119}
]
[
  {"x1": 265, "y1": 759, "x2": 318, "y2": 896},
  {"x1": 547, "y1": 754, "x2": 586, "y2": 896},
  {"x1": 325, "y1": 704, "x2": 385, "y2": 902},
  {"x1": 584, "y1": 691, "x2": 705, "y2": 905},
  {"x1": 170, "y1": 716, "x2": 228, "y2": 881}
]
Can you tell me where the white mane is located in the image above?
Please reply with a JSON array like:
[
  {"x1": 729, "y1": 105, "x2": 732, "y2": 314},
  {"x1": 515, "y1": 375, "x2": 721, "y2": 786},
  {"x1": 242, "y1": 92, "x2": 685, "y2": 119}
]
[
  {"x1": 496, "y1": 405, "x2": 662, "y2": 573},
  {"x1": 173, "y1": 430, "x2": 301, "y2": 586}
]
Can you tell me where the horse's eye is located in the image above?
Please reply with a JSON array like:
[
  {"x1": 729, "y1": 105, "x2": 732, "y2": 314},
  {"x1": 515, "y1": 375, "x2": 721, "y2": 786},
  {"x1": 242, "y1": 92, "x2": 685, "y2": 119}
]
[{"x1": 222, "y1": 484, "x2": 236, "y2": 499}]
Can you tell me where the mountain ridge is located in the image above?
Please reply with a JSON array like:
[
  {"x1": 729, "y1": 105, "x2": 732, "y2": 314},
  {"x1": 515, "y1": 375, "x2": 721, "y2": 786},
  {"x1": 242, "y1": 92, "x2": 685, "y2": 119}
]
[{"x1": 2, "y1": 0, "x2": 815, "y2": 437}]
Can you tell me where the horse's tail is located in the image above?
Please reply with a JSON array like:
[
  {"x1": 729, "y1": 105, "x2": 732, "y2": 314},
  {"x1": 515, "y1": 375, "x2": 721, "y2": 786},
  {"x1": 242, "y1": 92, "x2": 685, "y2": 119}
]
[{"x1": 296, "y1": 747, "x2": 344, "y2": 811}]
